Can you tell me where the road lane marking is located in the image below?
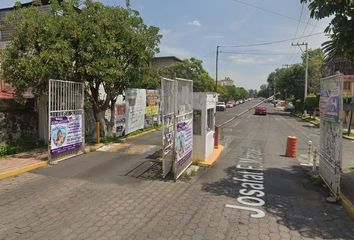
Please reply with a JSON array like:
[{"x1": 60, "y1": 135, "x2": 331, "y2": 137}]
[{"x1": 225, "y1": 147, "x2": 266, "y2": 218}]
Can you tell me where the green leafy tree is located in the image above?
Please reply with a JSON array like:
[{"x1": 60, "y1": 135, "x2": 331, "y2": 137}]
[
  {"x1": 257, "y1": 84, "x2": 269, "y2": 98},
  {"x1": 2, "y1": 0, "x2": 161, "y2": 136},
  {"x1": 302, "y1": 48, "x2": 324, "y2": 93},
  {"x1": 160, "y1": 58, "x2": 215, "y2": 92},
  {"x1": 301, "y1": 0, "x2": 354, "y2": 61},
  {"x1": 304, "y1": 93, "x2": 319, "y2": 116}
]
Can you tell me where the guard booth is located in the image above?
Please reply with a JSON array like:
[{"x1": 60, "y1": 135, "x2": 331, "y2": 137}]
[{"x1": 192, "y1": 92, "x2": 217, "y2": 162}]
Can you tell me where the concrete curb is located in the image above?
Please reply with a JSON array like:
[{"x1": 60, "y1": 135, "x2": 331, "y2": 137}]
[
  {"x1": 0, "y1": 161, "x2": 48, "y2": 181},
  {"x1": 122, "y1": 128, "x2": 158, "y2": 141},
  {"x1": 196, "y1": 145, "x2": 224, "y2": 167},
  {"x1": 343, "y1": 135, "x2": 354, "y2": 141},
  {"x1": 340, "y1": 192, "x2": 354, "y2": 219}
]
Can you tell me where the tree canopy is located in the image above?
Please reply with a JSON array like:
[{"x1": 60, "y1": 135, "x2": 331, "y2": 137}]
[
  {"x1": 218, "y1": 85, "x2": 249, "y2": 103},
  {"x1": 160, "y1": 58, "x2": 215, "y2": 92},
  {"x1": 2, "y1": 0, "x2": 161, "y2": 136},
  {"x1": 301, "y1": 0, "x2": 354, "y2": 60},
  {"x1": 262, "y1": 48, "x2": 324, "y2": 101}
]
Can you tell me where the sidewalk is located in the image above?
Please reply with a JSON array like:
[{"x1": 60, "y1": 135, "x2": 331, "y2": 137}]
[
  {"x1": 0, "y1": 148, "x2": 48, "y2": 180},
  {"x1": 279, "y1": 108, "x2": 354, "y2": 218}
]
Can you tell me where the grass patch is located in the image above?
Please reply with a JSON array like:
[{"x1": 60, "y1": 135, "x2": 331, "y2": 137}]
[
  {"x1": 0, "y1": 136, "x2": 45, "y2": 157},
  {"x1": 343, "y1": 131, "x2": 354, "y2": 138},
  {"x1": 90, "y1": 124, "x2": 161, "y2": 144}
]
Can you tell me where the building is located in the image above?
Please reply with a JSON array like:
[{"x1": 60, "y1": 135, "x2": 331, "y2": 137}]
[
  {"x1": 150, "y1": 56, "x2": 182, "y2": 69},
  {"x1": 218, "y1": 77, "x2": 234, "y2": 86}
]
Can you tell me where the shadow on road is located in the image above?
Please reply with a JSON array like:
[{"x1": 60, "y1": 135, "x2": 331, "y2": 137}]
[{"x1": 201, "y1": 165, "x2": 354, "y2": 239}]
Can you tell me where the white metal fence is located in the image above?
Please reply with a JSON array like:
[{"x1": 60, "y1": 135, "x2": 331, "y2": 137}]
[
  {"x1": 319, "y1": 73, "x2": 343, "y2": 199},
  {"x1": 161, "y1": 78, "x2": 175, "y2": 178},
  {"x1": 161, "y1": 77, "x2": 193, "y2": 180},
  {"x1": 48, "y1": 79, "x2": 85, "y2": 162}
]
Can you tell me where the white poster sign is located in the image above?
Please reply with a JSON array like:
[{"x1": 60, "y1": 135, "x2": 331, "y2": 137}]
[{"x1": 125, "y1": 89, "x2": 146, "y2": 134}]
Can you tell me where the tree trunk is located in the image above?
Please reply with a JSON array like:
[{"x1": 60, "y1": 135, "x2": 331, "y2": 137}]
[
  {"x1": 94, "y1": 110, "x2": 107, "y2": 139},
  {"x1": 106, "y1": 99, "x2": 116, "y2": 137}
]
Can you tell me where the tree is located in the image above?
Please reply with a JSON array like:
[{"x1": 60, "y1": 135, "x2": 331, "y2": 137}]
[
  {"x1": 304, "y1": 93, "x2": 319, "y2": 116},
  {"x1": 301, "y1": 0, "x2": 354, "y2": 61},
  {"x1": 218, "y1": 85, "x2": 249, "y2": 102},
  {"x1": 160, "y1": 58, "x2": 215, "y2": 92},
  {"x1": 302, "y1": 48, "x2": 324, "y2": 94},
  {"x1": 2, "y1": 0, "x2": 161, "y2": 136},
  {"x1": 257, "y1": 84, "x2": 269, "y2": 98}
]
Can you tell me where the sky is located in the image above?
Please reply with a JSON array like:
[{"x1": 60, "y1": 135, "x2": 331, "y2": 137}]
[{"x1": 1, "y1": 0, "x2": 331, "y2": 90}]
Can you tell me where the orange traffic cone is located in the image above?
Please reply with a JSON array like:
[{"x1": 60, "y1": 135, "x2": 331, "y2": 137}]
[{"x1": 285, "y1": 136, "x2": 297, "y2": 158}]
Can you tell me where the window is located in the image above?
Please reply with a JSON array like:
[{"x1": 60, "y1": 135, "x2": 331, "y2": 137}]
[
  {"x1": 344, "y1": 81, "x2": 351, "y2": 91},
  {"x1": 207, "y1": 108, "x2": 214, "y2": 132},
  {"x1": 193, "y1": 110, "x2": 202, "y2": 135}
]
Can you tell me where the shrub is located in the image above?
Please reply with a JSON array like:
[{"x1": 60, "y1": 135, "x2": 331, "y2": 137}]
[
  {"x1": 294, "y1": 99, "x2": 304, "y2": 113},
  {"x1": 304, "y1": 94, "x2": 319, "y2": 116}
]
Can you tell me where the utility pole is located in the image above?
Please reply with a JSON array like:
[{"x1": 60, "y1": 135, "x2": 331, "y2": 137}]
[
  {"x1": 273, "y1": 75, "x2": 276, "y2": 107},
  {"x1": 291, "y1": 42, "x2": 308, "y2": 102},
  {"x1": 215, "y1": 46, "x2": 220, "y2": 92}
]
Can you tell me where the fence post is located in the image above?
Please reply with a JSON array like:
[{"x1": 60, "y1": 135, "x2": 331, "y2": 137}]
[
  {"x1": 214, "y1": 126, "x2": 219, "y2": 149},
  {"x1": 313, "y1": 148, "x2": 317, "y2": 173},
  {"x1": 308, "y1": 140, "x2": 312, "y2": 164}
]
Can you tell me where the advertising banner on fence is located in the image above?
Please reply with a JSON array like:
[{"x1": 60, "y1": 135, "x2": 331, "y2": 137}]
[
  {"x1": 175, "y1": 118, "x2": 193, "y2": 167},
  {"x1": 320, "y1": 87, "x2": 340, "y2": 123},
  {"x1": 50, "y1": 115, "x2": 82, "y2": 155},
  {"x1": 115, "y1": 103, "x2": 126, "y2": 137},
  {"x1": 125, "y1": 89, "x2": 146, "y2": 134},
  {"x1": 146, "y1": 89, "x2": 159, "y2": 117}
]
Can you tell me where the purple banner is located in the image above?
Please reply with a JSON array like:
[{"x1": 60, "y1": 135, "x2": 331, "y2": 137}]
[
  {"x1": 50, "y1": 115, "x2": 82, "y2": 155},
  {"x1": 175, "y1": 119, "x2": 193, "y2": 166}
]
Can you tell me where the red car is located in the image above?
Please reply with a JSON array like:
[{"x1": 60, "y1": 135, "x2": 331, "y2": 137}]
[{"x1": 255, "y1": 106, "x2": 267, "y2": 115}]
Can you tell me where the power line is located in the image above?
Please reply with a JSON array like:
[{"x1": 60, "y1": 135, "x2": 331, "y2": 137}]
[
  {"x1": 218, "y1": 32, "x2": 323, "y2": 48},
  {"x1": 230, "y1": 0, "x2": 317, "y2": 27},
  {"x1": 219, "y1": 51, "x2": 293, "y2": 56},
  {"x1": 285, "y1": 3, "x2": 305, "y2": 66}
]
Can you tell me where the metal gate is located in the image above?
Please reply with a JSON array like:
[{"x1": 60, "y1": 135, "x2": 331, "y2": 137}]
[
  {"x1": 161, "y1": 78, "x2": 175, "y2": 178},
  {"x1": 48, "y1": 79, "x2": 85, "y2": 162},
  {"x1": 319, "y1": 73, "x2": 343, "y2": 199},
  {"x1": 174, "y1": 78, "x2": 193, "y2": 180},
  {"x1": 161, "y1": 78, "x2": 193, "y2": 180}
]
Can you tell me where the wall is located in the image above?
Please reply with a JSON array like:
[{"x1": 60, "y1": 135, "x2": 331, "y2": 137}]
[{"x1": 0, "y1": 111, "x2": 38, "y2": 143}]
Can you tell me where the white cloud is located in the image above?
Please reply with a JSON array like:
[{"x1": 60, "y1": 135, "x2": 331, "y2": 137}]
[{"x1": 188, "y1": 20, "x2": 201, "y2": 27}]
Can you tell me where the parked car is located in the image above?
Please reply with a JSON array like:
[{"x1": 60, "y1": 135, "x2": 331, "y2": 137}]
[
  {"x1": 226, "y1": 102, "x2": 234, "y2": 108},
  {"x1": 226, "y1": 100, "x2": 236, "y2": 108},
  {"x1": 216, "y1": 102, "x2": 226, "y2": 111},
  {"x1": 255, "y1": 106, "x2": 267, "y2": 115},
  {"x1": 284, "y1": 103, "x2": 295, "y2": 112}
]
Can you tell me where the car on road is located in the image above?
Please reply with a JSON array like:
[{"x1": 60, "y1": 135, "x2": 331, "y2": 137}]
[
  {"x1": 216, "y1": 102, "x2": 226, "y2": 111},
  {"x1": 255, "y1": 106, "x2": 267, "y2": 115},
  {"x1": 226, "y1": 100, "x2": 236, "y2": 108},
  {"x1": 226, "y1": 102, "x2": 233, "y2": 108},
  {"x1": 284, "y1": 103, "x2": 295, "y2": 112}
]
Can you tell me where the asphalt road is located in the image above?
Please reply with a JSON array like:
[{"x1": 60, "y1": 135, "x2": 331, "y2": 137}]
[{"x1": 0, "y1": 103, "x2": 353, "y2": 240}]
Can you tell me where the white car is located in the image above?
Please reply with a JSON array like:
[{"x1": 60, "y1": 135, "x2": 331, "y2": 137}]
[{"x1": 216, "y1": 102, "x2": 226, "y2": 111}]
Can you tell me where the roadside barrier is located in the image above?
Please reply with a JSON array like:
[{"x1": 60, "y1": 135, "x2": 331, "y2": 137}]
[{"x1": 285, "y1": 136, "x2": 297, "y2": 158}]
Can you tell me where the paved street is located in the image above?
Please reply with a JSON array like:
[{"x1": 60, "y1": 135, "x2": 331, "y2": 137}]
[{"x1": 0, "y1": 101, "x2": 354, "y2": 240}]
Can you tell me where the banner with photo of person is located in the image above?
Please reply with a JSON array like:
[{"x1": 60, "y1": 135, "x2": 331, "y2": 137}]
[{"x1": 50, "y1": 115, "x2": 82, "y2": 155}]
